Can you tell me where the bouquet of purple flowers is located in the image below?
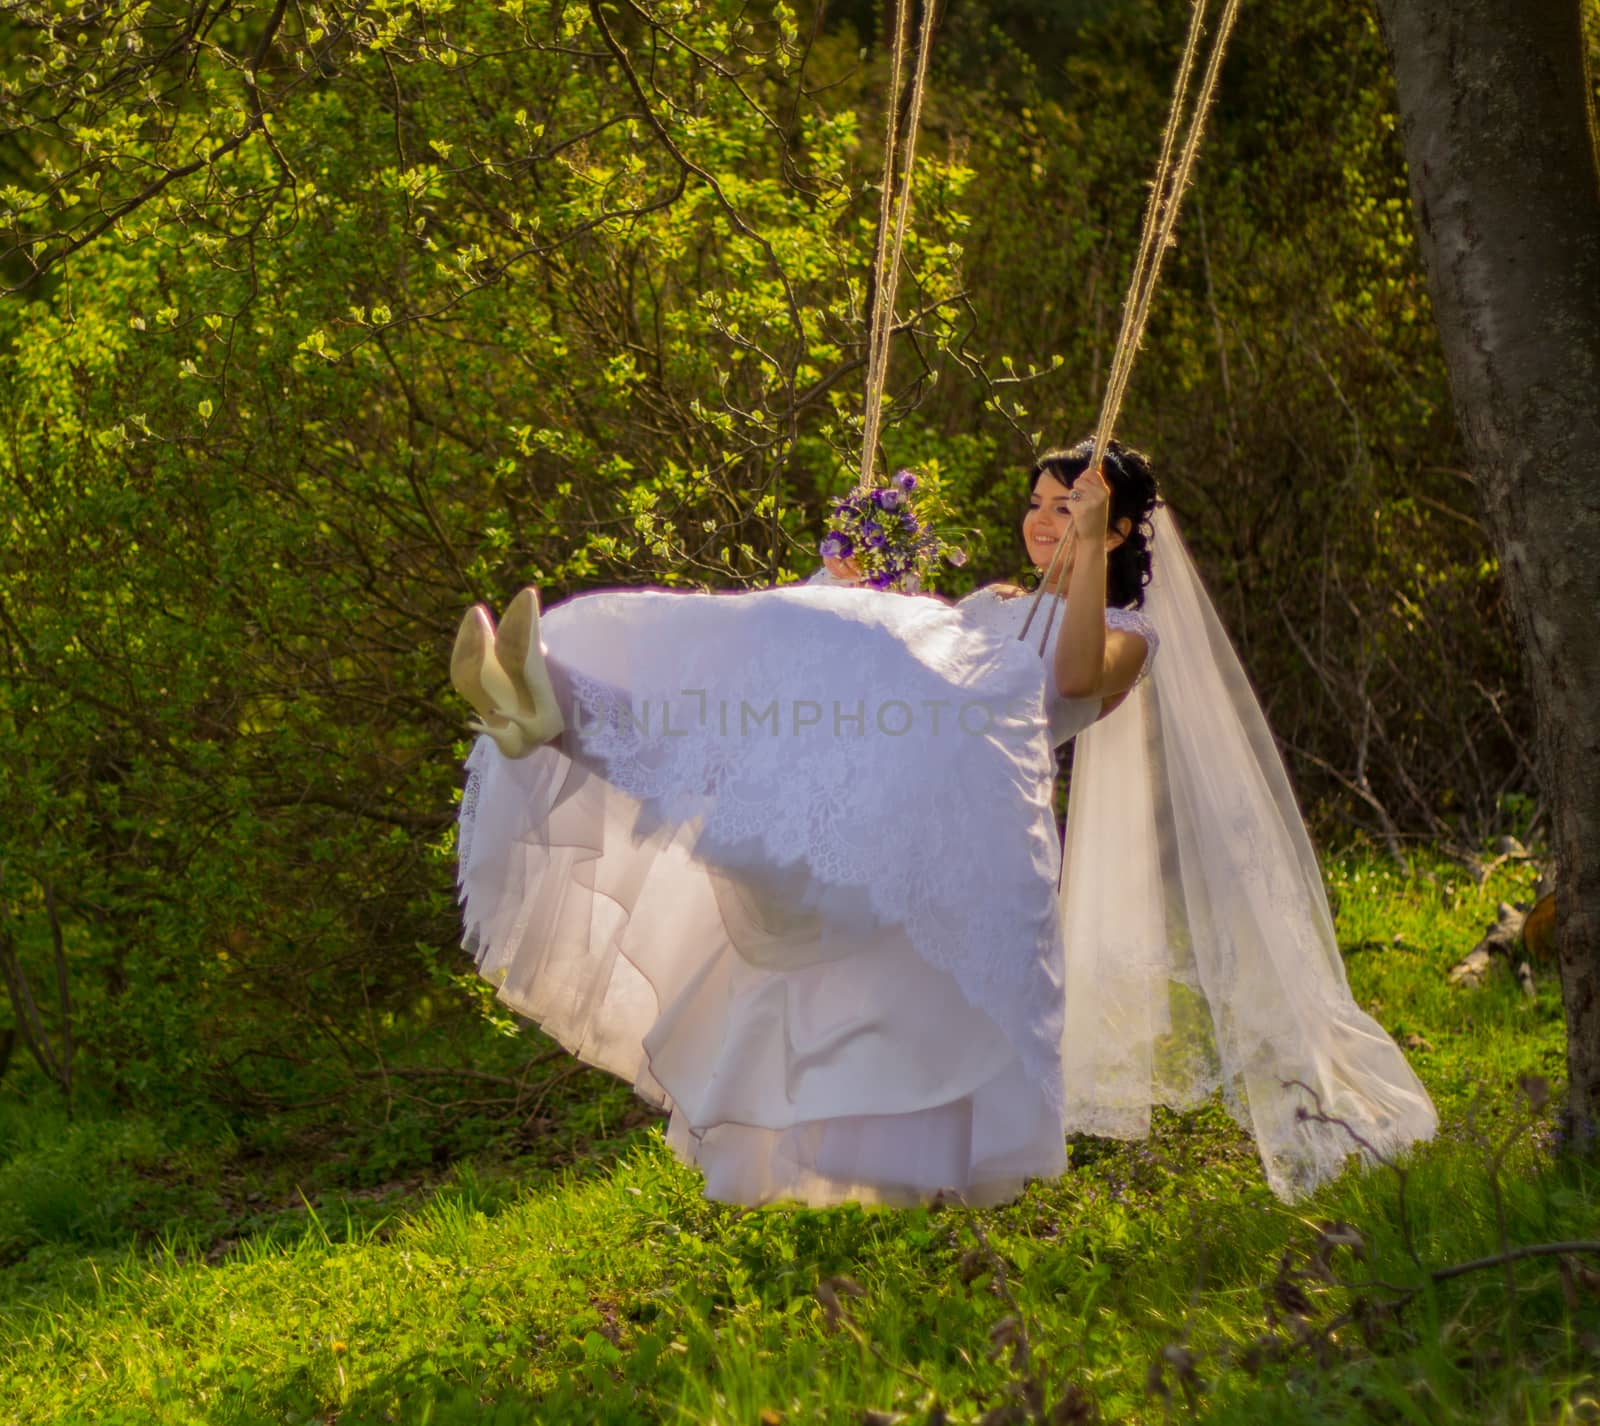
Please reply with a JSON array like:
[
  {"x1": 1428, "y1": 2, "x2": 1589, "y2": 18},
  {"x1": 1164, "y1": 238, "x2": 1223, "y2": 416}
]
[{"x1": 817, "y1": 468, "x2": 967, "y2": 592}]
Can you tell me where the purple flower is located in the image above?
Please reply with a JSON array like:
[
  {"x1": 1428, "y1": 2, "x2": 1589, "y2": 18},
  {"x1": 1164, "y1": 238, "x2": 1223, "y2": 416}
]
[
  {"x1": 893, "y1": 469, "x2": 917, "y2": 492},
  {"x1": 819, "y1": 532, "x2": 853, "y2": 560},
  {"x1": 861, "y1": 520, "x2": 887, "y2": 549},
  {"x1": 868, "y1": 571, "x2": 894, "y2": 590},
  {"x1": 900, "y1": 512, "x2": 919, "y2": 531}
]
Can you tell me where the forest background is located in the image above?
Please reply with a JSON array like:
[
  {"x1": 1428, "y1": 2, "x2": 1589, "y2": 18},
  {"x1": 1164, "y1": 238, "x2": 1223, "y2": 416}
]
[
  {"x1": 5, "y1": 0, "x2": 1600, "y2": 1419},
  {"x1": 0, "y1": 0, "x2": 1595, "y2": 1303}
]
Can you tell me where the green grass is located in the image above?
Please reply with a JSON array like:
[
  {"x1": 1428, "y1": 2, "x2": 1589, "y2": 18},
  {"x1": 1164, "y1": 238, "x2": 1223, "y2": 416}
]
[{"x1": 3, "y1": 849, "x2": 1594, "y2": 1425}]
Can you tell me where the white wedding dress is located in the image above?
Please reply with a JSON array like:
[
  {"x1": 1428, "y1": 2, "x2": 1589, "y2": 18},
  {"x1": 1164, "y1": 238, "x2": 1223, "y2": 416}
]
[{"x1": 456, "y1": 571, "x2": 1157, "y2": 1207}]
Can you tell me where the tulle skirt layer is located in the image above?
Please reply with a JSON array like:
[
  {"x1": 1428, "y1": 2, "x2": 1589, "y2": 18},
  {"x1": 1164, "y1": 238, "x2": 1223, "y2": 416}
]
[{"x1": 457, "y1": 585, "x2": 1068, "y2": 1207}]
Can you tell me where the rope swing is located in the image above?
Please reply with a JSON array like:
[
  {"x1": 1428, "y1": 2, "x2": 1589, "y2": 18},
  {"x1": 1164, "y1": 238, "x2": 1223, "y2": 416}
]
[
  {"x1": 1020, "y1": 0, "x2": 1243, "y2": 651},
  {"x1": 849, "y1": 0, "x2": 1241, "y2": 649},
  {"x1": 858, "y1": 0, "x2": 937, "y2": 488}
]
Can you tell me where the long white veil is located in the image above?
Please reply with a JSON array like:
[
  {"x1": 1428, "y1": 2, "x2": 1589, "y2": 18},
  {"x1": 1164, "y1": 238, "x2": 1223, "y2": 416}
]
[{"x1": 1057, "y1": 505, "x2": 1439, "y2": 1199}]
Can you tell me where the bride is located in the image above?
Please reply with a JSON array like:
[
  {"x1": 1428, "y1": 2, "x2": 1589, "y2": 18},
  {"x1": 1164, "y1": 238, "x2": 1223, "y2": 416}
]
[{"x1": 451, "y1": 438, "x2": 1438, "y2": 1207}]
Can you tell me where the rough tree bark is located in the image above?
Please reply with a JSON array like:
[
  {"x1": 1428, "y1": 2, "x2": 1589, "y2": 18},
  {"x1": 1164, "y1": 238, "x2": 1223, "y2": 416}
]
[{"x1": 1374, "y1": 1, "x2": 1600, "y2": 1140}]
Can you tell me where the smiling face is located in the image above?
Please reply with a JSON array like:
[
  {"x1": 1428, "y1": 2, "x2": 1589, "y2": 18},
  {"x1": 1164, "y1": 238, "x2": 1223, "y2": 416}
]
[
  {"x1": 1023, "y1": 468, "x2": 1133, "y2": 591},
  {"x1": 1023, "y1": 469, "x2": 1076, "y2": 576}
]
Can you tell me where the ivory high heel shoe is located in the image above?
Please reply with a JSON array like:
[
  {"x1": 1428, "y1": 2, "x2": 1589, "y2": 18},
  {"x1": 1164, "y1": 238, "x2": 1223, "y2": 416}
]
[
  {"x1": 450, "y1": 604, "x2": 532, "y2": 758},
  {"x1": 493, "y1": 587, "x2": 567, "y2": 746}
]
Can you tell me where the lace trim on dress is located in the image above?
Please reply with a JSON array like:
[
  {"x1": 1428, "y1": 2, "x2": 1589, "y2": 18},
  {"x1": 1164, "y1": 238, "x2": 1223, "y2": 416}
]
[
  {"x1": 549, "y1": 601, "x2": 1068, "y2": 1113},
  {"x1": 1105, "y1": 606, "x2": 1159, "y2": 687},
  {"x1": 458, "y1": 766, "x2": 481, "y2": 871}
]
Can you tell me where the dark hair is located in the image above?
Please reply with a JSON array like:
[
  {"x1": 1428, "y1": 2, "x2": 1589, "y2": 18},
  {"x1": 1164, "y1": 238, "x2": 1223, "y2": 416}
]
[{"x1": 1026, "y1": 438, "x2": 1159, "y2": 609}]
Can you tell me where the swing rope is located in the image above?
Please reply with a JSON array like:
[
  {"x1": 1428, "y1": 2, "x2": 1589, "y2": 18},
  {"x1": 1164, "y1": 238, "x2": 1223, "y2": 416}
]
[
  {"x1": 1019, "y1": 0, "x2": 1242, "y2": 652},
  {"x1": 851, "y1": 0, "x2": 1238, "y2": 645},
  {"x1": 859, "y1": 0, "x2": 937, "y2": 488}
]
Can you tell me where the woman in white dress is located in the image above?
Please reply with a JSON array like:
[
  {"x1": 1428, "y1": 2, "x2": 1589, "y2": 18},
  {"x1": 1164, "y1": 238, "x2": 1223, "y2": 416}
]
[{"x1": 451, "y1": 439, "x2": 1437, "y2": 1207}]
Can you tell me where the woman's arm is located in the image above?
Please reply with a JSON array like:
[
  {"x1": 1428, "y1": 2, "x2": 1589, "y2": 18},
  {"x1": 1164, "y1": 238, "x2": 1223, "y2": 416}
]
[
  {"x1": 1052, "y1": 528, "x2": 1108, "y2": 698},
  {"x1": 1055, "y1": 559, "x2": 1147, "y2": 699},
  {"x1": 1052, "y1": 468, "x2": 1148, "y2": 702}
]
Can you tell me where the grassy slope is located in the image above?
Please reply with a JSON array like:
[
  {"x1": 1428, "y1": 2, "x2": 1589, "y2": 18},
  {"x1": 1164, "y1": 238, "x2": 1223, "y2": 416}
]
[{"x1": 3, "y1": 852, "x2": 1594, "y2": 1426}]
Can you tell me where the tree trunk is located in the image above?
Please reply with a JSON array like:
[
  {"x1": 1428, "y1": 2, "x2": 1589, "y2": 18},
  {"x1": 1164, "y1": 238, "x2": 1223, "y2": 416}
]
[{"x1": 1374, "y1": 1, "x2": 1600, "y2": 1142}]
